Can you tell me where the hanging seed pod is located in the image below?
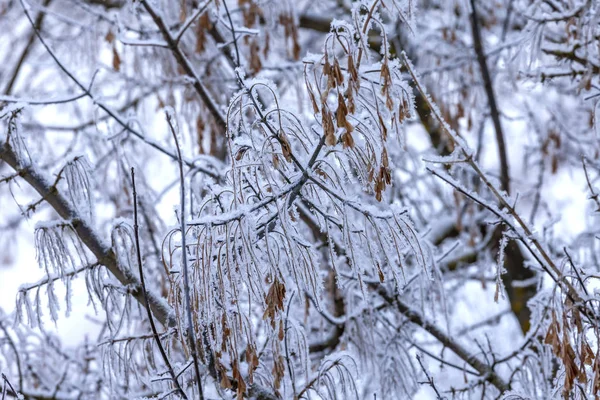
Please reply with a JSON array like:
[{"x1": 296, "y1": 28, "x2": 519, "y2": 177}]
[
  {"x1": 341, "y1": 131, "x2": 354, "y2": 148},
  {"x1": 249, "y1": 38, "x2": 262, "y2": 73},
  {"x1": 279, "y1": 130, "x2": 293, "y2": 162},
  {"x1": 346, "y1": 85, "x2": 356, "y2": 114},
  {"x1": 336, "y1": 93, "x2": 348, "y2": 127},
  {"x1": 322, "y1": 106, "x2": 336, "y2": 146},
  {"x1": 348, "y1": 55, "x2": 358, "y2": 84},
  {"x1": 333, "y1": 58, "x2": 344, "y2": 86}
]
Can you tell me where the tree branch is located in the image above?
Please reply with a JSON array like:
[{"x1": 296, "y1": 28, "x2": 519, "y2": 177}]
[
  {"x1": 0, "y1": 142, "x2": 175, "y2": 327},
  {"x1": 377, "y1": 287, "x2": 510, "y2": 393},
  {"x1": 139, "y1": 0, "x2": 227, "y2": 133},
  {"x1": 3, "y1": 0, "x2": 52, "y2": 95},
  {"x1": 131, "y1": 167, "x2": 187, "y2": 399},
  {"x1": 469, "y1": 0, "x2": 511, "y2": 194}
]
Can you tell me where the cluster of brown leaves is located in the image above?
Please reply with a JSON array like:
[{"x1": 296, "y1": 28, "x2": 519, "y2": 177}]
[
  {"x1": 370, "y1": 148, "x2": 391, "y2": 202},
  {"x1": 278, "y1": 129, "x2": 293, "y2": 162},
  {"x1": 541, "y1": 129, "x2": 562, "y2": 174},
  {"x1": 261, "y1": 277, "x2": 289, "y2": 392},
  {"x1": 195, "y1": 13, "x2": 212, "y2": 54},
  {"x1": 249, "y1": 38, "x2": 263, "y2": 73},
  {"x1": 544, "y1": 309, "x2": 597, "y2": 398},
  {"x1": 336, "y1": 93, "x2": 354, "y2": 148},
  {"x1": 319, "y1": 52, "x2": 357, "y2": 148},
  {"x1": 104, "y1": 29, "x2": 121, "y2": 72},
  {"x1": 239, "y1": 0, "x2": 263, "y2": 27},
  {"x1": 263, "y1": 277, "x2": 286, "y2": 327},
  {"x1": 213, "y1": 314, "x2": 260, "y2": 399}
]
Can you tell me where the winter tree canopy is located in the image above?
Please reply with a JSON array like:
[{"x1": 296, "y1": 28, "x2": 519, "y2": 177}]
[{"x1": 1, "y1": 0, "x2": 600, "y2": 399}]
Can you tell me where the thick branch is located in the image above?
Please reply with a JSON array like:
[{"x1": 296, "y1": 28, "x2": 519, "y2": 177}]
[{"x1": 0, "y1": 142, "x2": 175, "y2": 327}]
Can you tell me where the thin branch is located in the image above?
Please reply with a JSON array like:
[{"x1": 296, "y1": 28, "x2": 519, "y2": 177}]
[
  {"x1": 582, "y1": 156, "x2": 600, "y2": 212},
  {"x1": 469, "y1": 0, "x2": 510, "y2": 194},
  {"x1": 19, "y1": 262, "x2": 98, "y2": 293},
  {"x1": 0, "y1": 92, "x2": 86, "y2": 106},
  {"x1": 131, "y1": 167, "x2": 188, "y2": 399},
  {"x1": 284, "y1": 292, "x2": 298, "y2": 398},
  {"x1": 174, "y1": 0, "x2": 212, "y2": 44},
  {"x1": 411, "y1": 341, "x2": 479, "y2": 376},
  {"x1": 166, "y1": 113, "x2": 204, "y2": 400},
  {"x1": 140, "y1": 0, "x2": 226, "y2": 132},
  {"x1": 3, "y1": 0, "x2": 52, "y2": 95},
  {"x1": 221, "y1": 0, "x2": 240, "y2": 68},
  {"x1": 1, "y1": 374, "x2": 19, "y2": 400},
  {"x1": 416, "y1": 354, "x2": 444, "y2": 400}
]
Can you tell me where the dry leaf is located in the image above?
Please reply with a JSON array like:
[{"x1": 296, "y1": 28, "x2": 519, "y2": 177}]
[{"x1": 112, "y1": 45, "x2": 121, "y2": 72}]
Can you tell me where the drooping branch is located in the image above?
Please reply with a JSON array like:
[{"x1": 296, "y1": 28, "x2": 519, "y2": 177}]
[
  {"x1": 2, "y1": 135, "x2": 279, "y2": 399},
  {"x1": 294, "y1": 11, "x2": 538, "y2": 334}
]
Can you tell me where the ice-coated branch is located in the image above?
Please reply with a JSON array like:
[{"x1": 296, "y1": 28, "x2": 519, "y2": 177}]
[
  {"x1": 139, "y1": 0, "x2": 227, "y2": 132},
  {"x1": 402, "y1": 52, "x2": 592, "y2": 319},
  {"x1": 0, "y1": 142, "x2": 175, "y2": 328},
  {"x1": 131, "y1": 167, "x2": 188, "y2": 399},
  {"x1": 376, "y1": 287, "x2": 510, "y2": 393},
  {"x1": 17, "y1": 0, "x2": 220, "y2": 180},
  {"x1": 167, "y1": 113, "x2": 205, "y2": 400},
  {"x1": 468, "y1": 0, "x2": 511, "y2": 194}
]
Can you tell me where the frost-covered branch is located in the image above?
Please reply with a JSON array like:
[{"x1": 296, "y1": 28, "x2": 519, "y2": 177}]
[
  {"x1": 139, "y1": 0, "x2": 227, "y2": 132},
  {"x1": 0, "y1": 141, "x2": 175, "y2": 327},
  {"x1": 376, "y1": 287, "x2": 510, "y2": 393}
]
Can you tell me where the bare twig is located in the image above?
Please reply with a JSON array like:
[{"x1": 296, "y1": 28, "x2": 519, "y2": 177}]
[
  {"x1": 4, "y1": 0, "x2": 52, "y2": 95},
  {"x1": 582, "y1": 156, "x2": 600, "y2": 212},
  {"x1": 19, "y1": 262, "x2": 98, "y2": 293},
  {"x1": 1, "y1": 374, "x2": 19, "y2": 400},
  {"x1": 175, "y1": 0, "x2": 212, "y2": 44},
  {"x1": 416, "y1": 354, "x2": 444, "y2": 400}
]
